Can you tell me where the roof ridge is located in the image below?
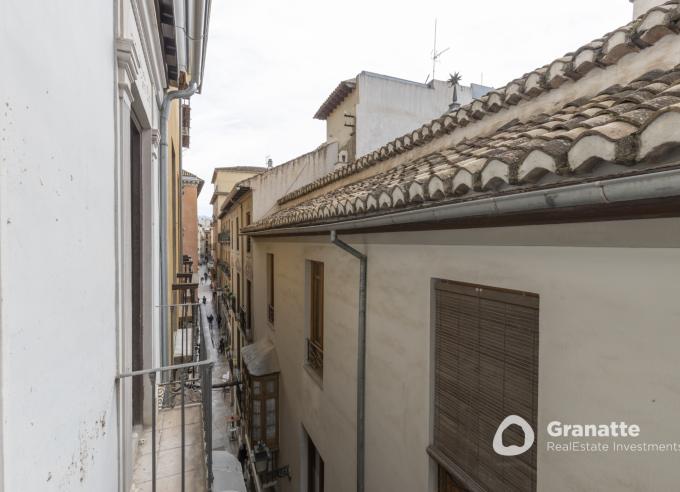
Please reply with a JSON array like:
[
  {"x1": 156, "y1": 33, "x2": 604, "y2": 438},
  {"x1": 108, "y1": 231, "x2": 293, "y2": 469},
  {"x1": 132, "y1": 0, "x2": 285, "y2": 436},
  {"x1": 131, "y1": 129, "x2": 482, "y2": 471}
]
[
  {"x1": 277, "y1": 0, "x2": 680, "y2": 206},
  {"x1": 249, "y1": 64, "x2": 680, "y2": 232}
]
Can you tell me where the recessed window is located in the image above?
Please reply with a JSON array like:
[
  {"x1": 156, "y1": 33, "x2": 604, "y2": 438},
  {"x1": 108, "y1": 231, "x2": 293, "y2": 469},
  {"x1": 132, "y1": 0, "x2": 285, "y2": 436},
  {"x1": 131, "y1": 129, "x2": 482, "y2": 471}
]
[
  {"x1": 429, "y1": 279, "x2": 539, "y2": 492},
  {"x1": 267, "y1": 253, "x2": 275, "y2": 324},
  {"x1": 306, "y1": 261, "x2": 324, "y2": 377}
]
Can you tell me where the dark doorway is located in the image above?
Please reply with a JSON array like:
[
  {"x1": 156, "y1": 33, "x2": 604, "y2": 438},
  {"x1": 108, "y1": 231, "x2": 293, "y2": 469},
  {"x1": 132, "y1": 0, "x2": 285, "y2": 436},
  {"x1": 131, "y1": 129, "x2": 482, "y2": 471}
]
[
  {"x1": 307, "y1": 434, "x2": 324, "y2": 492},
  {"x1": 131, "y1": 117, "x2": 144, "y2": 426}
]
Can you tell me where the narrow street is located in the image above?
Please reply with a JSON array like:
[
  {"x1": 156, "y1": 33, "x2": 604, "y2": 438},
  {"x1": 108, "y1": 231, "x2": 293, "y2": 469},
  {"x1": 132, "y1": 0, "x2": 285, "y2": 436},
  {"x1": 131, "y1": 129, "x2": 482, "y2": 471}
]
[{"x1": 196, "y1": 264, "x2": 246, "y2": 492}]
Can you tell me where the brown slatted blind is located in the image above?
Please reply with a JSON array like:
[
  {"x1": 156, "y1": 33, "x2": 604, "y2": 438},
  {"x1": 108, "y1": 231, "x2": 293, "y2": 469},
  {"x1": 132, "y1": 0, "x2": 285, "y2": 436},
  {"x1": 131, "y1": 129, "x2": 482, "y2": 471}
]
[{"x1": 431, "y1": 279, "x2": 539, "y2": 492}]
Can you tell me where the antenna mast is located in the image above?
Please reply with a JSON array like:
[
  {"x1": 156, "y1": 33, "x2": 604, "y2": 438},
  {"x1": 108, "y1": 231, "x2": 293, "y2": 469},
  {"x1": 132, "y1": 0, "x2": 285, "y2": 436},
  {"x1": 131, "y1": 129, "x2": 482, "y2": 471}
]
[{"x1": 430, "y1": 19, "x2": 450, "y2": 82}]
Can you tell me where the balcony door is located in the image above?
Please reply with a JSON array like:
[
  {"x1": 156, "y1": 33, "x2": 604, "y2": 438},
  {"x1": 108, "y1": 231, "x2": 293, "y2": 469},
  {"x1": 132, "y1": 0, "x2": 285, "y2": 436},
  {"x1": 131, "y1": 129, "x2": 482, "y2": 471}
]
[
  {"x1": 307, "y1": 435, "x2": 324, "y2": 492},
  {"x1": 130, "y1": 116, "x2": 143, "y2": 425}
]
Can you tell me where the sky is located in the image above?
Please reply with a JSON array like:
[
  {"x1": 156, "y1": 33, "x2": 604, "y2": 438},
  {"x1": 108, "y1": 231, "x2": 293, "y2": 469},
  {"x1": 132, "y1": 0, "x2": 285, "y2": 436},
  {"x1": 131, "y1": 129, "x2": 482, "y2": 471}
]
[{"x1": 184, "y1": 0, "x2": 632, "y2": 217}]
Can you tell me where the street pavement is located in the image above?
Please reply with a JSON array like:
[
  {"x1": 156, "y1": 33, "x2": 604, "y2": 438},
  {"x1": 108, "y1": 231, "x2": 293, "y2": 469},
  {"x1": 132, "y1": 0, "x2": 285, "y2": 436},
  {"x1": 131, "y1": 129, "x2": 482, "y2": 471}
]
[{"x1": 196, "y1": 265, "x2": 246, "y2": 492}]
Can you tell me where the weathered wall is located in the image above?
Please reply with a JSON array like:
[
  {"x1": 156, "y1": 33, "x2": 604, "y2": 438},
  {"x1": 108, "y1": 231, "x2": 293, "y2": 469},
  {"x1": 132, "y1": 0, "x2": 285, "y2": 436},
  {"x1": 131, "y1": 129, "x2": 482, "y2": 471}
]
[
  {"x1": 355, "y1": 73, "x2": 490, "y2": 159},
  {"x1": 0, "y1": 1, "x2": 120, "y2": 490},
  {"x1": 252, "y1": 218, "x2": 680, "y2": 492},
  {"x1": 249, "y1": 142, "x2": 339, "y2": 222}
]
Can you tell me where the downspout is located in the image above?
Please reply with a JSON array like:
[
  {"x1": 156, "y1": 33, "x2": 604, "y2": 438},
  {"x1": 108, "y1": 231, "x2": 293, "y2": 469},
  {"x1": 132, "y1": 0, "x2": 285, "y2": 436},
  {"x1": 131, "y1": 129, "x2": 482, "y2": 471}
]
[
  {"x1": 160, "y1": 82, "x2": 198, "y2": 368},
  {"x1": 330, "y1": 231, "x2": 367, "y2": 492}
]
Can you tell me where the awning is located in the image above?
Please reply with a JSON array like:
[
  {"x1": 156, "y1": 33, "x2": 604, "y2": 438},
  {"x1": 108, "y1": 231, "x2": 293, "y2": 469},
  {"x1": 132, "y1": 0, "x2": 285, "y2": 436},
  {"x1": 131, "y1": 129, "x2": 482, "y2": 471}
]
[{"x1": 241, "y1": 338, "x2": 280, "y2": 376}]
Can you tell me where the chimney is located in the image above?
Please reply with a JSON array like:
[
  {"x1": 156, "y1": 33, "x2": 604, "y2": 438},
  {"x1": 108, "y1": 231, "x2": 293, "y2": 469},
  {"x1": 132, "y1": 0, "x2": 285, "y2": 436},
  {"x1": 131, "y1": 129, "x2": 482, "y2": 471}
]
[{"x1": 630, "y1": 0, "x2": 667, "y2": 18}]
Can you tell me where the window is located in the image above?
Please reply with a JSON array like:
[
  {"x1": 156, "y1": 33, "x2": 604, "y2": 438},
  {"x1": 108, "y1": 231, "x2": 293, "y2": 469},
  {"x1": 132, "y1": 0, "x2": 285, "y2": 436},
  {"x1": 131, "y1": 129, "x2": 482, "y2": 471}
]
[
  {"x1": 429, "y1": 280, "x2": 539, "y2": 492},
  {"x1": 246, "y1": 212, "x2": 251, "y2": 253},
  {"x1": 246, "y1": 373, "x2": 279, "y2": 449},
  {"x1": 306, "y1": 261, "x2": 324, "y2": 375},
  {"x1": 246, "y1": 279, "x2": 252, "y2": 339},
  {"x1": 307, "y1": 433, "x2": 324, "y2": 492},
  {"x1": 236, "y1": 217, "x2": 240, "y2": 251},
  {"x1": 267, "y1": 254, "x2": 274, "y2": 323}
]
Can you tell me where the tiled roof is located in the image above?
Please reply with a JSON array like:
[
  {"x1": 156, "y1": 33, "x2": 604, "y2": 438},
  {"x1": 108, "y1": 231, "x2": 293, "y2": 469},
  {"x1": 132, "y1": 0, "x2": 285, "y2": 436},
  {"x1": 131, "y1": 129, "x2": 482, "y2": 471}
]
[
  {"x1": 278, "y1": 1, "x2": 680, "y2": 206},
  {"x1": 213, "y1": 166, "x2": 268, "y2": 173},
  {"x1": 181, "y1": 169, "x2": 204, "y2": 195},
  {"x1": 249, "y1": 66, "x2": 680, "y2": 231},
  {"x1": 313, "y1": 79, "x2": 356, "y2": 120}
]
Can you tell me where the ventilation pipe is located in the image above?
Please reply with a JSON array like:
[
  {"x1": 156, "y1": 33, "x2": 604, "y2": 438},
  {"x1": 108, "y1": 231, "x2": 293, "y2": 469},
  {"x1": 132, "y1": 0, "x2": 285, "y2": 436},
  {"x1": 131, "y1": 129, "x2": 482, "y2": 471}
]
[
  {"x1": 330, "y1": 231, "x2": 367, "y2": 492},
  {"x1": 159, "y1": 82, "x2": 198, "y2": 368}
]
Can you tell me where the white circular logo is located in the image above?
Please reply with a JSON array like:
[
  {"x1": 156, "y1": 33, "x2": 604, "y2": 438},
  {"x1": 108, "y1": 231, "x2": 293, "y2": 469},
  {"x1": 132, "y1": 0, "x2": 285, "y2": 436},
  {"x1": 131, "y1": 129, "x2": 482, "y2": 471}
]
[{"x1": 493, "y1": 415, "x2": 535, "y2": 456}]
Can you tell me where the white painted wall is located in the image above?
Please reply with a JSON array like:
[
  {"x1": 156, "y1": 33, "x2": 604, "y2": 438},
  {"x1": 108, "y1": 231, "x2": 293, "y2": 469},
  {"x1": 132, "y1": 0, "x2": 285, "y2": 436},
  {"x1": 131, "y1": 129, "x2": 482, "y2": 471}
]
[
  {"x1": 0, "y1": 1, "x2": 119, "y2": 490},
  {"x1": 354, "y1": 72, "x2": 491, "y2": 158},
  {"x1": 252, "y1": 218, "x2": 680, "y2": 492},
  {"x1": 248, "y1": 141, "x2": 339, "y2": 222},
  {"x1": 0, "y1": 0, "x2": 165, "y2": 490}
]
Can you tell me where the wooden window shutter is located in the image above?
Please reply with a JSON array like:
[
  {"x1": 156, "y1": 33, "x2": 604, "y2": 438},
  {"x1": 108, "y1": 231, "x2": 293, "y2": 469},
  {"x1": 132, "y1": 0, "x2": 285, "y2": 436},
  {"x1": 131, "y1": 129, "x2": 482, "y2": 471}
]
[{"x1": 430, "y1": 279, "x2": 539, "y2": 492}]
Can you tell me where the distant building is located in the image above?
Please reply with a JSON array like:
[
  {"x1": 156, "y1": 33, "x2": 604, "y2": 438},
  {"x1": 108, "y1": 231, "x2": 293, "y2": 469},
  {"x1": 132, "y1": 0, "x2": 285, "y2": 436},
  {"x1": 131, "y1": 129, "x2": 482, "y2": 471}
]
[
  {"x1": 314, "y1": 71, "x2": 493, "y2": 162},
  {"x1": 181, "y1": 170, "x2": 204, "y2": 272},
  {"x1": 210, "y1": 167, "x2": 267, "y2": 280},
  {"x1": 242, "y1": 1, "x2": 680, "y2": 491}
]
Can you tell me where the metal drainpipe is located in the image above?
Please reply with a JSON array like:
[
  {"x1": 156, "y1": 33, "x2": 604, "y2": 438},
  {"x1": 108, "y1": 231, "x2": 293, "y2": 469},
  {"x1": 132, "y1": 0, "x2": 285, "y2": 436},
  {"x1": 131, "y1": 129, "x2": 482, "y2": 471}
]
[
  {"x1": 330, "y1": 231, "x2": 367, "y2": 492},
  {"x1": 160, "y1": 82, "x2": 198, "y2": 369}
]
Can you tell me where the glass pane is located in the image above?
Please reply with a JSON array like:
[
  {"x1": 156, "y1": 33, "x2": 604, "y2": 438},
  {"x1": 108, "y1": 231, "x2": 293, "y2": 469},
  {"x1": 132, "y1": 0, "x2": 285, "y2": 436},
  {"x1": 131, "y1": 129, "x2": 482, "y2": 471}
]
[
  {"x1": 266, "y1": 398, "x2": 275, "y2": 412},
  {"x1": 266, "y1": 380, "x2": 275, "y2": 394},
  {"x1": 253, "y1": 381, "x2": 261, "y2": 396},
  {"x1": 266, "y1": 425, "x2": 275, "y2": 439},
  {"x1": 253, "y1": 401, "x2": 261, "y2": 416}
]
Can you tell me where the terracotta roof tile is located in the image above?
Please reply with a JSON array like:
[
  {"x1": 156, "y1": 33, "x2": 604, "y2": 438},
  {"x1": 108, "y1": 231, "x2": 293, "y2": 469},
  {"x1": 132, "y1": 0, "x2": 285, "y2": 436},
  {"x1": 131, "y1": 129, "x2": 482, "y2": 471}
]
[
  {"x1": 273, "y1": 2, "x2": 680, "y2": 207},
  {"x1": 249, "y1": 65, "x2": 680, "y2": 232}
]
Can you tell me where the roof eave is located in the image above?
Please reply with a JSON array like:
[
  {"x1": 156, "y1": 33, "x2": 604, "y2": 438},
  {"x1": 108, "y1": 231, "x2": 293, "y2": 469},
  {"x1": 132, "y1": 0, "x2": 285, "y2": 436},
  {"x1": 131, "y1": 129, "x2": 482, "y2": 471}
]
[{"x1": 245, "y1": 167, "x2": 680, "y2": 236}]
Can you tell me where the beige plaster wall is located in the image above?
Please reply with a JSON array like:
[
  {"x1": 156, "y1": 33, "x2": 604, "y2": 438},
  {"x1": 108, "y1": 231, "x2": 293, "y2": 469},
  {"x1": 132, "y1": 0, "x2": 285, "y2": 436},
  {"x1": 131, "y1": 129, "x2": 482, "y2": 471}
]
[
  {"x1": 251, "y1": 217, "x2": 680, "y2": 492},
  {"x1": 181, "y1": 182, "x2": 199, "y2": 271}
]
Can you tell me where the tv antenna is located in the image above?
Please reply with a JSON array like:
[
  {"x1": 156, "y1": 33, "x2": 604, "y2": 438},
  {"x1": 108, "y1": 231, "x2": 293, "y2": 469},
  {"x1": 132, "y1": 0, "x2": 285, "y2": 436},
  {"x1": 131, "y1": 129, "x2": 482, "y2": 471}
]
[{"x1": 427, "y1": 19, "x2": 449, "y2": 84}]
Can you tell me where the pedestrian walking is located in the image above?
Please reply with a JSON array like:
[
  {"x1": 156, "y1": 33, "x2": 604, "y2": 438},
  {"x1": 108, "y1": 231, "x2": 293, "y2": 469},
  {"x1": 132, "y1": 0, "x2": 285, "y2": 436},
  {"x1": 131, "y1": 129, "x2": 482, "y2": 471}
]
[
  {"x1": 207, "y1": 313, "x2": 214, "y2": 328},
  {"x1": 218, "y1": 337, "x2": 225, "y2": 355},
  {"x1": 237, "y1": 444, "x2": 247, "y2": 473}
]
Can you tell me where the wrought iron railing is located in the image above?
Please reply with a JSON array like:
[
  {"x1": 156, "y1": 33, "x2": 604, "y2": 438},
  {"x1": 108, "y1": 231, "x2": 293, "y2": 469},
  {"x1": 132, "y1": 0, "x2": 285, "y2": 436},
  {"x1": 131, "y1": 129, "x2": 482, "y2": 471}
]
[
  {"x1": 218, "y1": 232, "x2": 230, "y2": 244},
  {"x1": 306, "y1": 339, "x2": 323, "y2": 375},
  {"x1": 119, "y1": 305, "x2": 214, "y2": 492}
]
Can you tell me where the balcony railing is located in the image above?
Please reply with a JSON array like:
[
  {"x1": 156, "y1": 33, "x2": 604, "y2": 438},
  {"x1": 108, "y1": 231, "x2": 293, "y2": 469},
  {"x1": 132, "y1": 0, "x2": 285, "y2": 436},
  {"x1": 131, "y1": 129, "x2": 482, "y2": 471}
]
[
  {"x1": 122, "y1": 304, "x2": 214, "y2": 492},
  {"x1": 218, "y1": 232, "x2": 230, "y2": 244},
  {"x1": 267, "y1": 304, "x2": 274, "y2": 324},
  {"x1": 306, "y1": 339, "x2": 323, "y2": 375}
]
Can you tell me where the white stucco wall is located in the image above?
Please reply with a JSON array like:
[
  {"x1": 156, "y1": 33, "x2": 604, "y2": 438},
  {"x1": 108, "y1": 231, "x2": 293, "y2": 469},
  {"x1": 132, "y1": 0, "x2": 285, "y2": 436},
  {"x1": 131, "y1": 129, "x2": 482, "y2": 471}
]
[
  {"x1": 354, "y1": 72, "x2": 491, "y2": 158},
  {"x1": 249, "y1": 142, "x2": 339, "y2": 222},
  {"x1": 252, "y1": 218, "x2": 680, "y2": 492},
  {"x1": 0, "y1": 0, "x2": 165, "y2": 490},
  {"x1": 0, "y1": 1, "x2": 119, "y2": 490}
]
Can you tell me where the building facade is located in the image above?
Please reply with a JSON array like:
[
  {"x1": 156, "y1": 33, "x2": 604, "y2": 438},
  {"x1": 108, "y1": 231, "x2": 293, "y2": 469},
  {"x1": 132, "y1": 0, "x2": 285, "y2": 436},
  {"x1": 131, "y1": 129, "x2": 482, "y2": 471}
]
[
  {"x1": 314, "y1": 71, "x2": 492, "y2": 163},
  {"x1": 242, "y1": 1, "x2": 680, "y2": 491},
  {"x1": 182, "y1": 169, "x2": 204, "y2": 271},
  {"x1": 0, "y1": 0, "x2": 211, "y2": 490}
]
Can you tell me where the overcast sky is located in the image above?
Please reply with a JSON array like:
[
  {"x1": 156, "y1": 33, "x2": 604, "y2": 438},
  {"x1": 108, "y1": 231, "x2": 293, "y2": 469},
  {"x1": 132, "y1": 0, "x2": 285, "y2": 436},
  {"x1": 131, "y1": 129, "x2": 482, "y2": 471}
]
[{"x1": 184, "y1": 0, "x2": 632, "y2": 216}]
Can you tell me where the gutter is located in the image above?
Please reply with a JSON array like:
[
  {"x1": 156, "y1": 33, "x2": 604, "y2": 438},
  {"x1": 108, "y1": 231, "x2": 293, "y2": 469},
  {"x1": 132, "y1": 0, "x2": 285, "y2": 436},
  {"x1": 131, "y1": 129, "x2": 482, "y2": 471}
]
[
  {"x1": 330, "y1": 232, "x2": 367, "y2": 492},
  {"x1": 159, "y1": 82, "x2": 198, "y2": 369},
  {"x1": 246, "y1": 167, "x2": 680, "y2": 236}
]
